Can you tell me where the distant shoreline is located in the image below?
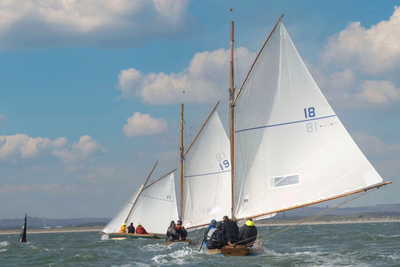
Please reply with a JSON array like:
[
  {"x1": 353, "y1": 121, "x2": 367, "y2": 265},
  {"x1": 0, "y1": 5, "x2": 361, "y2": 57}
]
[
  {"x1": 258, "y1": 218, "x2": 400, "y2": 226},
  {"x1": 0, "y1": 227, "x2": 103, "y2": 235},
  {"x1": 1, "y1": 218, "x2": 399, "y2": 235}
]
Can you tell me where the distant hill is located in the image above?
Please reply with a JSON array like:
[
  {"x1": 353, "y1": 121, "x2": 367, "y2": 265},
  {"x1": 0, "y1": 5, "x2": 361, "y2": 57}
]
[{"x1": 0, "y1": 217, "x2": 110, "y2": 230}]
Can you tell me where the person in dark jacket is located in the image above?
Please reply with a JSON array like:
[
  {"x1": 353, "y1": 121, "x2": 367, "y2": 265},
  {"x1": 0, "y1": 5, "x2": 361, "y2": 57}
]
[
  {"x1": 238, "y1": 218, "x2": 257, "y2": 246},
  {"x1": 127, "y1": 222, "x2": 135, "y2": 234},
  {"x1": 166, "y1": 221, "x2": 181, "y2": 241},
  {"x1": 221, "y1": 215, "x2": 239, "y2": 244},
  {"x1": 205, "y1": 220, "x2": 226, "y2": 249},
  {"x1": 135, "y1": 223, "x2": 147, "y2": 234}
]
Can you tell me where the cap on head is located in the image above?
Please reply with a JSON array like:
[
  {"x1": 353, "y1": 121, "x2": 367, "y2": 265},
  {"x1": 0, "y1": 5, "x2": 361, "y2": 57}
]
[
  {"x1": 123, "y1": 223, "x2": 126, "y2": 226},
  {"x1": 138, "y1": 223, "x2": 141, "y2": 226},
  {"x1": 217, "y1": 222, "x2": 223, "y2": 227},
  {"x1": 211, "y1": 219, "x2": 217, "y2": 224}
]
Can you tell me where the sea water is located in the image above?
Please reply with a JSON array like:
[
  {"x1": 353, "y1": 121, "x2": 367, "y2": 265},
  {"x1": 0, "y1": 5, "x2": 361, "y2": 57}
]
[{"x1": 0, "y1": 222, "x2": 399, "y2": 266}]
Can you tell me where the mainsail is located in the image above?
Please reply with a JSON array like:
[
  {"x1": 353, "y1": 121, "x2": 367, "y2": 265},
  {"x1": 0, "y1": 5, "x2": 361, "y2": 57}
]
[
  {"x1": 182, "y1": 105, "x2": 231, "y2": 229},
  {"x1": 233, "y1": 19, "x2": 387, "y2": 221},
  {"x1": 102, "y1": 170, "x2": 179, "y2": 235}
]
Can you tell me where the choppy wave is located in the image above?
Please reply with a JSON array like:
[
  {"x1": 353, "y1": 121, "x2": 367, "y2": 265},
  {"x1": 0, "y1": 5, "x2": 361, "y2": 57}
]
[
  {"x1": 0, "y1": 241, "x2": 10, "y2": 247},
  {"x1": 0, "y1": 222, "x2": 399, "y2": 266},
  {"x1": 152, "y1": 247, "x2": 199, "y2": 265}
]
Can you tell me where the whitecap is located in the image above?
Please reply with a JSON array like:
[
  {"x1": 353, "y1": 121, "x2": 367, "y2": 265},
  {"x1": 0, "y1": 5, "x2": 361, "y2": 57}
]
[
  {"x1": 0, "y1": 241, "x2": 10, "y2": 247},
  {"x1": 152, "y1": 247, "x2": 198, "y2": 265},
  {"x1": 140, "y1": 243, "x2": 172, "y2": 252}
]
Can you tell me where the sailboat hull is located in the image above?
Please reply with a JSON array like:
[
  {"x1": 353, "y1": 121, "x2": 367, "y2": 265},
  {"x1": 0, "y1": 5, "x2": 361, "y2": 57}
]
[
  {"x1": 205, "y1": 241, "x2": 264, "y2": 256},
  {"x1": 104, "y1": 233, "x2": 161, "y2": 240},
  {"x1": 164, "y1": 239, "x2": 198, "y2": 246}
]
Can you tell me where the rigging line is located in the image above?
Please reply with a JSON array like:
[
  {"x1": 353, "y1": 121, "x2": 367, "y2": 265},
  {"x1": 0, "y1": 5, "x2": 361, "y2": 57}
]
[
  {"x1": 140, "y1": 194, "x2": 176, "y2": 203},
  {"x1": 234, "y1": 41, "x2": 259, "y2": 53}
]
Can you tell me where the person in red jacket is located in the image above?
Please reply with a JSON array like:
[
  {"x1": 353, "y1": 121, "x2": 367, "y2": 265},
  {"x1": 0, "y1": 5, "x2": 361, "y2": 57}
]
[{"x1": 135, "y1": 223, "x2": 148, "y2": 234}]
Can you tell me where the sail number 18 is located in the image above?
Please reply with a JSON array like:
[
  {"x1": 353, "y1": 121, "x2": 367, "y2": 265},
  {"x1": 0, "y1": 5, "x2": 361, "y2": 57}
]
[{"x1": 304, "y1": 107, "x2": 315, "y2": 118}]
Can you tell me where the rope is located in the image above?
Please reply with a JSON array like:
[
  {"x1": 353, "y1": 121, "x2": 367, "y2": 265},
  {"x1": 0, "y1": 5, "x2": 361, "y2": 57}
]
[{"x1": 232, "y1": 188, "x2": 375, "y2": 247}]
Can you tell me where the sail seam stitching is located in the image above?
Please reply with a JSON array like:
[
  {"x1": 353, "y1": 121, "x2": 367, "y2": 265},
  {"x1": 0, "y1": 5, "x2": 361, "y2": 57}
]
[
  {"x1": 184, "y1": 170, "x2": 231, "y2": 178},
  {"x1": 235, "y1": 115, "x2": 337, "y2": 133}
]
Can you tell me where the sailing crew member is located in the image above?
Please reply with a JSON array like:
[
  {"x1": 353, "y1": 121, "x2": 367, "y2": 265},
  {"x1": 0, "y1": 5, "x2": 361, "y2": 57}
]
[
  {"x1": 221, "y1": 215, "x2": 239, "y2": 244},
  {"x1": 175, "y1": 220, "x2": 187, "y2": 240},
  {"x1": 120, "y1": 223, "x2": 127, "y2": 233},
  {"x1": 166, "y1": 221, "x2": 181, "y2": 241},
  {"x1": 127, "y1": 222, "x2": 135, "y2": 234},
  {"x1": 135, "y1": 223, "x2": 148, "y2": 234},
  {"x1": 205, "y1": 220, "x2": 225, "y2": 249},
  {"x1": 238, "y1": 218, "x2": 257, "y2": 246}
]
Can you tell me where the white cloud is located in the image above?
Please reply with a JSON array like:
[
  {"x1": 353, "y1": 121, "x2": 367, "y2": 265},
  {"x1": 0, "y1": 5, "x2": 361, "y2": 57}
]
[
  {"x1": 123, "y1": 112, "x2": 168, "y2": 137},
  {"x1": 53, "y1": 135, "x2": 107, "y2": 164},
  {"x1": 117, "y1": 47, "x2": 256, "y2": 104},
  {"x1": 322, "y1": 6, "x2": 400, "y2": 75},
  {"x1": 307, "y1": 62, "x2": 400, "y2": 108},
  {"x1": 0, "y1": 183, "x2": 75, "y2": 195},
  {"x1": 0, "y1": 114, "x2": 6, "y2": 126},
  {"x1": 355, "y1": 80, "x2": 400, "y2": 104},
  {"x1": 352, "y1": 132, "x2": 400, "y2": 156},
  {"x1": 81, "y1": 167, "x2": 116, "y2": 180},
  {"x1": 0, "y1": 0, "x2": 192, "y2": 50},
  {"x1": 0, "y1": 134, "x2": 66, "y2": 160}
]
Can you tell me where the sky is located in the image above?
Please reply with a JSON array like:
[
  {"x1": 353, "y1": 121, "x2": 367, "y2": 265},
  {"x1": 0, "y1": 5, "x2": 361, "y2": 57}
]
[{"x1": 0, "y1": 0, "x2": 399, "y2": 220}]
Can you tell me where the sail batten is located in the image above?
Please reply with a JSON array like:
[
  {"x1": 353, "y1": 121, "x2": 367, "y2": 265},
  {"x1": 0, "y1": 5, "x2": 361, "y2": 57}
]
[{"x1": 233, "y1": 20, "x2": 386, "y2": 221}]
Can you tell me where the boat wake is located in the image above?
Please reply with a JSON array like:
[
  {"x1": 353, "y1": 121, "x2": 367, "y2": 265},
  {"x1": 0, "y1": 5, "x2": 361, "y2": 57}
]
[
  {"x1": 151, "y1": 247, "x2": 200, "y2": 265},
  {"x1": 100, "y1": 235, "x2": 109, "y2": 241},
  {"x1": 140, "y1": 243, "x2": 173, "y2": 252},
  {"x1": 0, "y1": 241, "x2": 10, "y2": 248}
]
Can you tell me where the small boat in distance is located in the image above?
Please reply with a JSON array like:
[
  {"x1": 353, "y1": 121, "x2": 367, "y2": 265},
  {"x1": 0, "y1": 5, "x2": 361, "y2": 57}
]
[
  {"x1": 19, "y1": 213, "x2": 27, "y2": 243},
  {"x1": 101, "y1": 161, "x2": 179, "y2": 240}
]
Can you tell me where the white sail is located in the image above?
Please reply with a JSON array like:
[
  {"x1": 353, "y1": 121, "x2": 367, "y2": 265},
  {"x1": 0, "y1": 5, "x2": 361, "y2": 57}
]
[
  {"x1": 233, "y1": 21, "x2": 383, "y2": 220},
  {"x1": 183, "y1": 111, "x2": 231, "y2": 228},
  {"x1": 125, "y1": 172, "x2": 179, "y2": 234},
  {"x1": 102, "y1": 185, "x2": 143, "y2": 234}
]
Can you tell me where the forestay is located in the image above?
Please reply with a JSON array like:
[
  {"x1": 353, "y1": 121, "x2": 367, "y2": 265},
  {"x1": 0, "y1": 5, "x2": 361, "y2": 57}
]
[
  {"x1": 233, "y1": 21, "x2": 383, "y2": 220},
  {"x1": 183, "y1": 111, "x2": 231, "y2": 228}
]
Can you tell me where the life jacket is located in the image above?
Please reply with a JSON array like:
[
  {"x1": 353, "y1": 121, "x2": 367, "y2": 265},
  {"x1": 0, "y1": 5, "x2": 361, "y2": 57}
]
[
  {"x1": 206, "y1": 225, "x2": 217, "y2": 242},
  {"x1": 120, "y1": 225, "x2": 126, "y2": 233},
  {"x1": 136, "y1": 225, "x2": 147, "y2": 234}
]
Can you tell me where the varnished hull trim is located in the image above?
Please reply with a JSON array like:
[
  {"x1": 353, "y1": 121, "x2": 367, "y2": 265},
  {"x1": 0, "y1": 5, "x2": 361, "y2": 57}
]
[{"x1": 107, "y1": 233, "x2": 160, "y2": 240}]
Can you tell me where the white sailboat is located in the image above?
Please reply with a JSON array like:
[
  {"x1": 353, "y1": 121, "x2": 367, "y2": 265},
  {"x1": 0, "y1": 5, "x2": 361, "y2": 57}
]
[
  {"x1": 208, "y1": 15, "x2": 392, "y2": 255},
  {"x1": 181, "y1": 102, "x2": 232, "y2": 229},
  {"x1": 101, "y1": 162, "x2": 179, "y2": 240}
]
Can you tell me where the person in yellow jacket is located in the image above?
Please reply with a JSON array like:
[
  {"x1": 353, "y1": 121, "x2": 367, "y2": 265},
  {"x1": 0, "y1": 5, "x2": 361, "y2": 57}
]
[{"x1": 120, "y1": 223, "x2": 127, "y2": 233}]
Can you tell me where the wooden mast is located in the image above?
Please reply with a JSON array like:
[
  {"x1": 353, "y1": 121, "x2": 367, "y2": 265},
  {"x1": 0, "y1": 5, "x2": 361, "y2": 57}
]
[
  {"x1": 124, "y1": 160, "x2": 158, "y2": 224},
  {"x1": 180, "y1": 103, "x2": 184, "y2": 221},
  {"x1": 229, "y1": 21, "x2": 235, "y2": 220}
]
